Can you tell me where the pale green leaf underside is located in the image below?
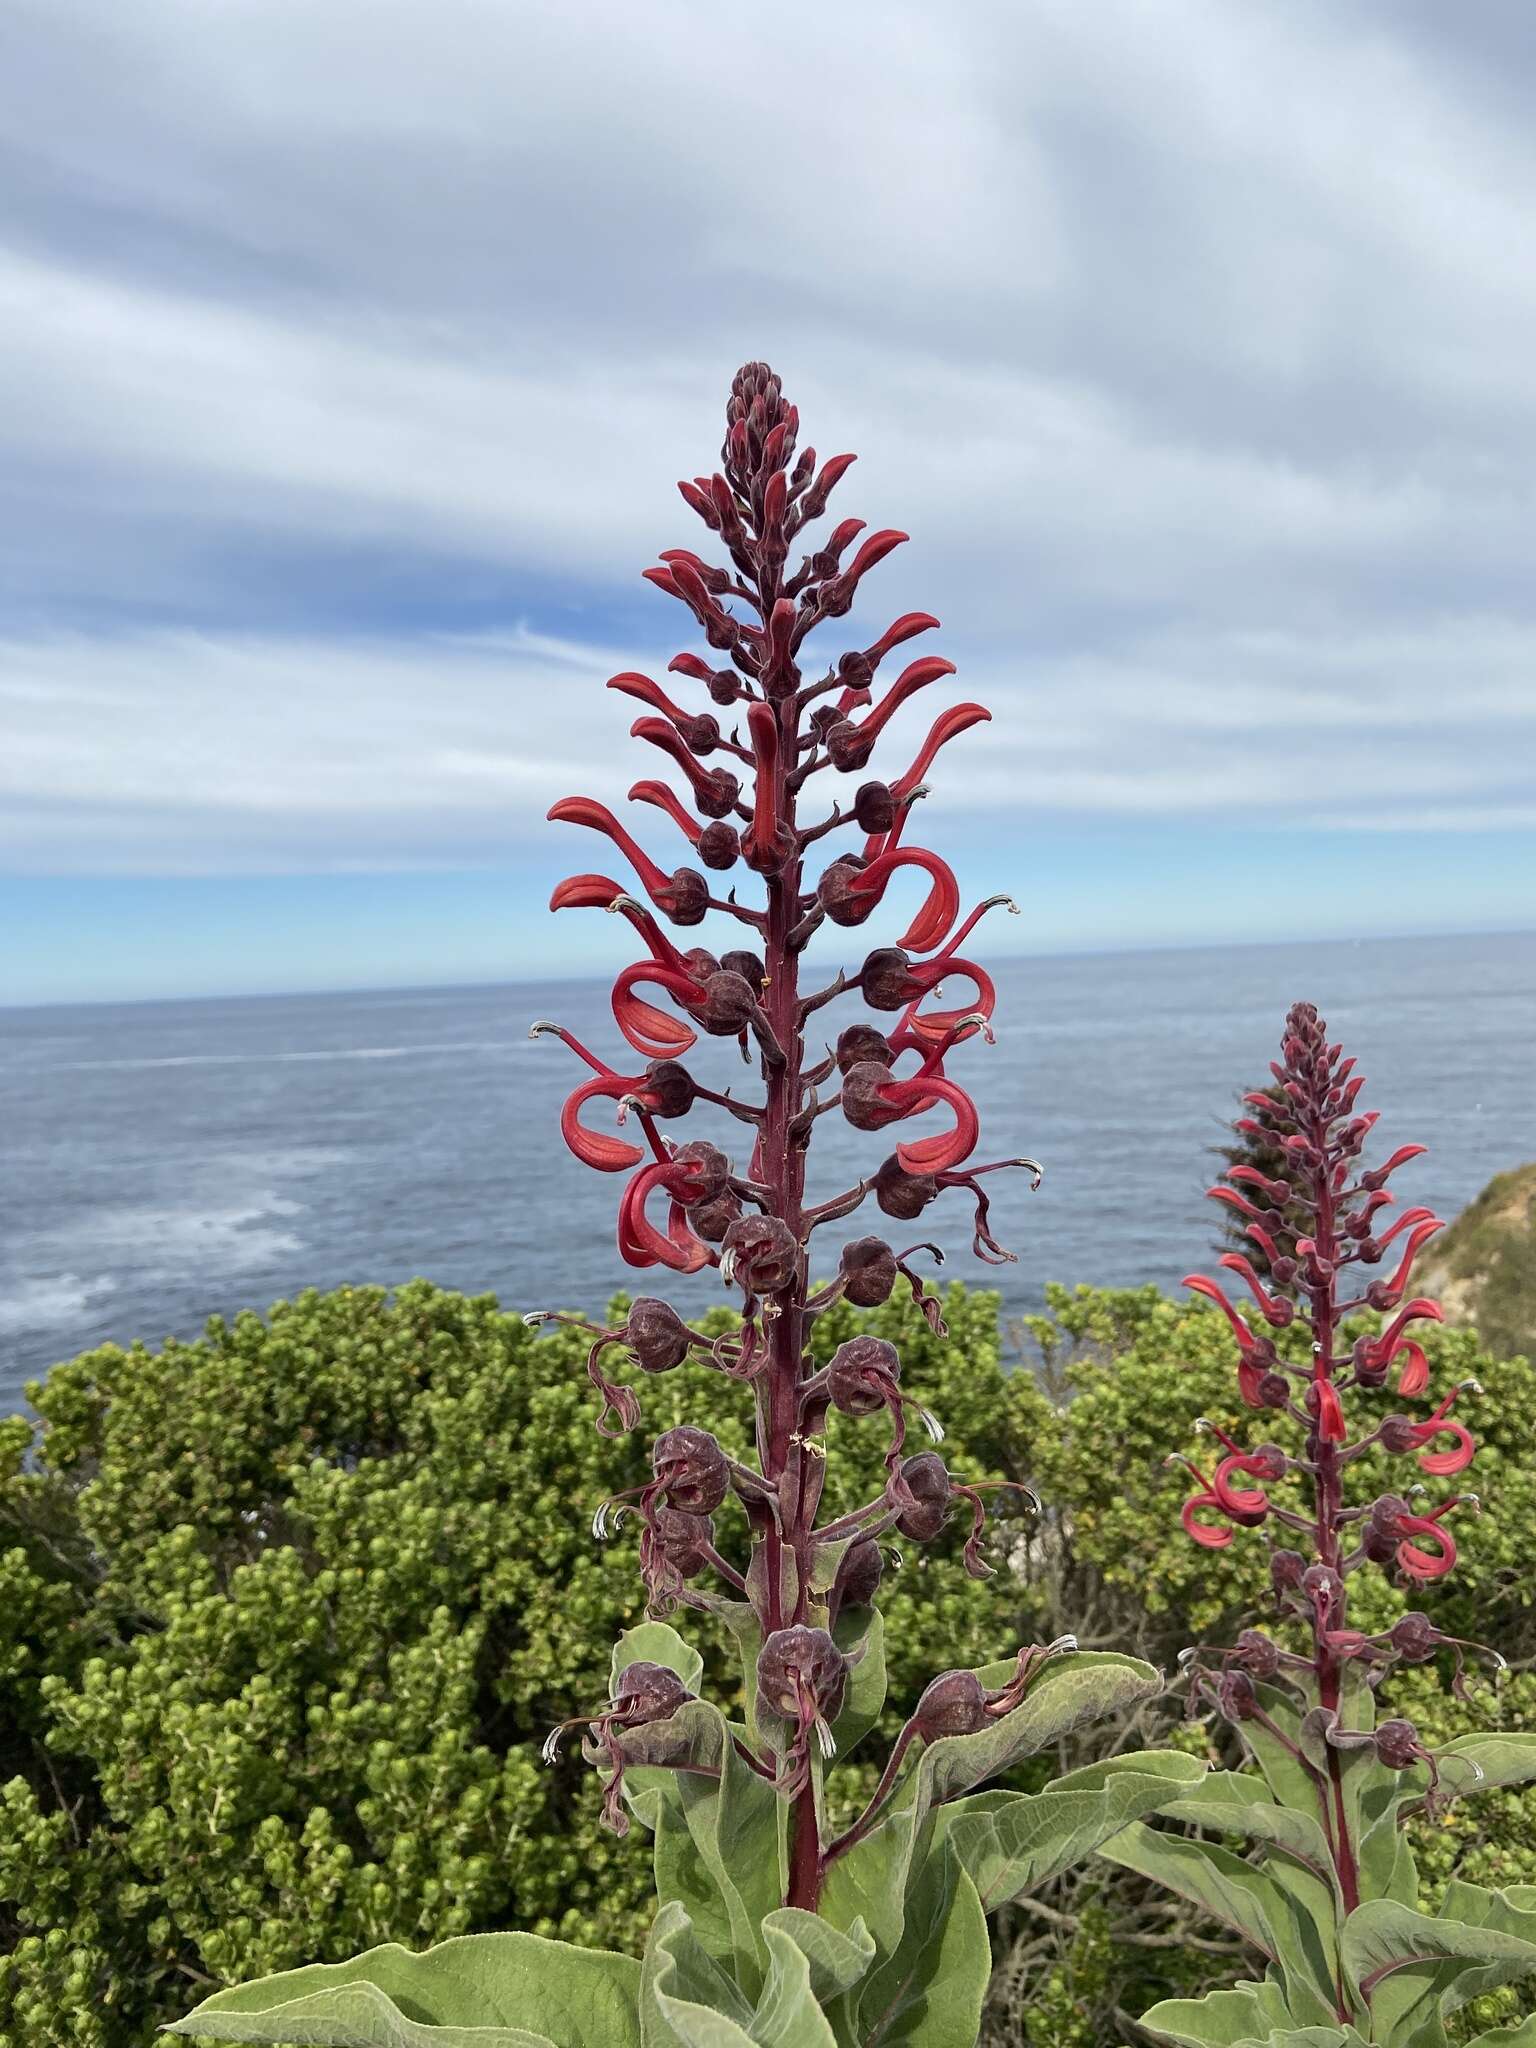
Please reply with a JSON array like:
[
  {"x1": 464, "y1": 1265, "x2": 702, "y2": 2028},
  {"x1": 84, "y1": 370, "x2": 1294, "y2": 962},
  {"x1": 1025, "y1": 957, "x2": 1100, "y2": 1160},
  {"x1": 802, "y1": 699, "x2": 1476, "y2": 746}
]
[{"x1": 166, "y1": 1934, "x2": 642, "y2": 2048}]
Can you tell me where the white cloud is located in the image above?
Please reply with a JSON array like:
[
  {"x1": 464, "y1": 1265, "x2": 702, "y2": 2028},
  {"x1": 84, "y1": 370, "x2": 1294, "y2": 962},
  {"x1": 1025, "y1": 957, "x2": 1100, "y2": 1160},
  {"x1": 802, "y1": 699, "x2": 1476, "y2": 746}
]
[{"x1": 1, "y1": 0, "x2": 1533, "y2": 877}]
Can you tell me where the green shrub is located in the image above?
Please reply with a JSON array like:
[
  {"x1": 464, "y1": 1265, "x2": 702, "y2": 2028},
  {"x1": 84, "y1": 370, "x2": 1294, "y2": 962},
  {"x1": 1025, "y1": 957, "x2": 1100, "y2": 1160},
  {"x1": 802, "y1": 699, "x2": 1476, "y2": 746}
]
[{"x1": 1, "y1": 1279, "x2": 1529, "y2": 2046}]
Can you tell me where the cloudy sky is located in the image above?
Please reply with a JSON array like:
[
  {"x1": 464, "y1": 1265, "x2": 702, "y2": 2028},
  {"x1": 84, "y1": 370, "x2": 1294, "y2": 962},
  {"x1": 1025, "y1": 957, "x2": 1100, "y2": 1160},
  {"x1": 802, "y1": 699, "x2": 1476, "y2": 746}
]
[{"x1": 4, "y1": 0, "x2": 1534, "y2": 1004}]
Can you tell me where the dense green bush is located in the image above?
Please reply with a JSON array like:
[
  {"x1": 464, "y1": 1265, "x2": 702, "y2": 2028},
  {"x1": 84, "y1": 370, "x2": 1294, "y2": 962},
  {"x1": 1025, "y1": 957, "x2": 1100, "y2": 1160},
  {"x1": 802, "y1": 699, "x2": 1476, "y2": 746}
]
[{"x1": 1, "y1": 1279, "x2": 1529, "y2": 2046}]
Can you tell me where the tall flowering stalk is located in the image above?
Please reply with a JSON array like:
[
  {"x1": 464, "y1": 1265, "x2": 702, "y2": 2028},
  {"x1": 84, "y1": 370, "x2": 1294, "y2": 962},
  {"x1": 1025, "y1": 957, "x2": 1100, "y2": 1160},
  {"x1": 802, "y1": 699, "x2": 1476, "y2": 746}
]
[
  {"x1": 170, "y1": 368, "x2": 1203, "y2": 2046},
  {"x1": 532, "y1": 360, "x2": 1113, "y2": 1908},
  {"x1": 1107, "y1": 1003, "x2": 1536, "y2": 2048}
]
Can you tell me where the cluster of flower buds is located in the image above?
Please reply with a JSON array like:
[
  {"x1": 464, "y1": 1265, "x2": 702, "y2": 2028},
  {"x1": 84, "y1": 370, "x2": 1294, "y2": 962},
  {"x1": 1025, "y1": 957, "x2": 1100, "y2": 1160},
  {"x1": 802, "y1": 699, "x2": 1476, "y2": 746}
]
[
  {"x1": 1177, "y1": 1004, "x2": 1503, "y2": 1857},
  {"x1": 530, "y1": 364, "x2": 1045, "y2": 1910}
]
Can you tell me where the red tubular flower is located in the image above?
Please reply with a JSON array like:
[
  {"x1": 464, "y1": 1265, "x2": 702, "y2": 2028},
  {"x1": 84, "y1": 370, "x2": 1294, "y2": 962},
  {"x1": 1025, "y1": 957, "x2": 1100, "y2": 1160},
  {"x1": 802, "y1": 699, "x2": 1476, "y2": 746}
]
[
  {"x1": 617, "y1": 1157, "x2": 713, "y2": 1273},
  {"x1": 607, "y1": 672, "x2": 720, "y2": 752},
  {"x1": 824, "y1": 846, "x2": 960, "y2": 954},
  {"x1": 862, "y1": 704, "x2": 993, "y2": 859},
  {"x1": 630, "y1": 717, "x2": 741, "y2": 815},
  {"x1": 628, "y1": 780, "x2": 704, "y2": 848}
]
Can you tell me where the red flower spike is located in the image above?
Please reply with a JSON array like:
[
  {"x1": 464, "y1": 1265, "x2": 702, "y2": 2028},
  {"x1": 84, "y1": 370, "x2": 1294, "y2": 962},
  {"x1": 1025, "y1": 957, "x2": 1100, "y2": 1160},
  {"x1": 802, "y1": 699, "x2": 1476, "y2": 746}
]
[
  {"x1": 1172, "y1": 1000, "x2": 1491, "y2": 1900},
  {"x1": 534, "y1": 367, "x2": 1051, "y2": 1911}
]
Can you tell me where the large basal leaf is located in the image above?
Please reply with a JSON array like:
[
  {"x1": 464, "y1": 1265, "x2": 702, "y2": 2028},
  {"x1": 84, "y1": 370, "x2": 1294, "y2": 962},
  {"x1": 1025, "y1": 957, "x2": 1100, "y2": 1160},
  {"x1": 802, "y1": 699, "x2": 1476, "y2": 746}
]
[
  {"x1": 166, "y1": 1934, "x2": 642, "y2": 2047},
  {"x1": 1342, "y1": 1894, "x2": 1536, "y2": 2046},
  {"x1": 1135, "y1": 1978, "x2": 1300, "y2": 2046},
  {"x1": 1467, "y1": 2023, "x2": 1536, "y2": 2045},
  {"x1": 759, "y1": 1910, "x2": 874, "y2": 2009},
  {"x1": 747, "y1": 1920, "x2": 845, "y2": 2048},
  {"x1": 641, "y1": 1902, "x2": 758, "y2": 2048},
  {"x1": 1101, "y1": 1824, "x2": 1337, "y2": 2025},
  {"x1": 612, "y1": 1621, "x2": 706, "y2": 1700},
  {"x1": 911, "y1": 1650, "x2": 1161, "y2": 1811},
  {"x1": 939, "y1": 1751, "x2": 1207, "y2": 1912},
  {"x1": 1150, "y1": 1770, "x2": 1338, "y2": 1892},
  {"x1": 843, "y1": 1841, "x2": 991, "y2": 2048},
  {"x1": 1242, "y1": 1685, "x2": 1329, "y2": 1827}
]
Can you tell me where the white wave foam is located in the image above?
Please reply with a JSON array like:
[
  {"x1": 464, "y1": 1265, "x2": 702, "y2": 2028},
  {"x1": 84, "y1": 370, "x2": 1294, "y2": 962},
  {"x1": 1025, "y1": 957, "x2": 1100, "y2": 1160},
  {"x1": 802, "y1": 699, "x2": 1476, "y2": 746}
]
[
  {"x1": 51, "y1": 1040, "x2": 517, "y2": 1072},
  {"x1": 0, "y1": 1272, "x2": 117, "y2": 1336}
]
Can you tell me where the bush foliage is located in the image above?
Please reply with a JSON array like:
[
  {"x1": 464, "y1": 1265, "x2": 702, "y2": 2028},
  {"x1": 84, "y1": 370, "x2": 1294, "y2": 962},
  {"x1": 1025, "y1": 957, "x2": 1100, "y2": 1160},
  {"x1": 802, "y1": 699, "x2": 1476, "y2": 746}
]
[{"x1": 2, "y1": 1279, "x2": 1530, "y2": 2046}]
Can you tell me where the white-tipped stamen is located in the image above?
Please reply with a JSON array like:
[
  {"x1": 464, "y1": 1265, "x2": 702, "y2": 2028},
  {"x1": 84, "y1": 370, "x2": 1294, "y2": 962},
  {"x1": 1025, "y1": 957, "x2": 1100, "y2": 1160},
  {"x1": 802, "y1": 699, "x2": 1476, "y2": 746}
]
[
  {"x1": 919, "y1": 1408, "x2": 945, "y2": 1443},
  {"x1": 1178, "y1": 1647, "x2": 1199, "y2": 1666},
  {"x1": 529, "y1": 1020, "x2": 561, "y2": 1039},
  {"x1": 720, "y1": 1249, "x2": 738, "y2": 1284},
  {"x1": 540, "y1": 1727, "x2": 565, "y2": 1765},
  {"x1": 607, "y1": 893, "x2": 645, "y2": 916},
  {"x1": 1462, "y1": 1379, "x2": 1484, "y2": 1396},
  {"x1": 814, "y1": 1716, "x2": 838, "y2": 1759},
  {"x1": 1047, "y1": 1633, "x2": 1078, "y2": 1656},
  {"x1": 592, "y1": 1502, "x2": 612, "y2": 1540},
  {"x1": 1194, "y1": 1417, "x2": 1212, "y2": 1434},
  {"x1": 523, "y1": 1310, "x2": 552, "y2": 1326}
]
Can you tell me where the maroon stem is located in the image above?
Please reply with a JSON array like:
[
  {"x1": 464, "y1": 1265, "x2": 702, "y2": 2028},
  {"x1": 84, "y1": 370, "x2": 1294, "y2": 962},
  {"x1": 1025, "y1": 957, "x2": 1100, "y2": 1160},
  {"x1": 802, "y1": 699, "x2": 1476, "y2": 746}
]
[
  {"x1": 1305, "y1": 1124, "x2": 1361, "y2": 1931},
  {"x1": 746, "y1": 573, "x2": 822, "y2": 1912}
]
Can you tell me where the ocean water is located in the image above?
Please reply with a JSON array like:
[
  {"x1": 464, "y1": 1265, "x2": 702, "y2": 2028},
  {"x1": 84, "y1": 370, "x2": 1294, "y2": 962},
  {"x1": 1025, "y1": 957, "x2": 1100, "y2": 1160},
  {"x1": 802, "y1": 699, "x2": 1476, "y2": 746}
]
[{"x1": 2, "y1": 930, "x2": 1532, "y2": 1410}]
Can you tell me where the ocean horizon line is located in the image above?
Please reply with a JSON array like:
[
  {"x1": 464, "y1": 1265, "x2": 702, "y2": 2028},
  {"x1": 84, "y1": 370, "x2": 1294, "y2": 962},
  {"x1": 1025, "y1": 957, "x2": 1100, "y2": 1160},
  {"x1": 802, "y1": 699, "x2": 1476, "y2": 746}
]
[{"x1": 5, "y1": 919, "x2": 1533, "y2": 1016}]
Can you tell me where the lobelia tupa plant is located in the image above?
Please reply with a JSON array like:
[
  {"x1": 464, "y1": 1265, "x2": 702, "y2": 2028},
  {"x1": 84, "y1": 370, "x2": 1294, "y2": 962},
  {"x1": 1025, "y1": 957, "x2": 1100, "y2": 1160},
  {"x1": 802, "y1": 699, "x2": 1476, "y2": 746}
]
[
  {"x1": 170, "y1": 365, "x2": 1203, "y2": 2047},
  {"x1": 1099, "y1": 1001, "x2": 1536, "y2": 2048}
]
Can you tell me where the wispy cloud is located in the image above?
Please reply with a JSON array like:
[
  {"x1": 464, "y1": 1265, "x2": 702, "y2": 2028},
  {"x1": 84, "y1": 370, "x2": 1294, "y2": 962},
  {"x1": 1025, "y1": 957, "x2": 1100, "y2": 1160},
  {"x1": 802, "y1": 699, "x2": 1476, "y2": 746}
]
[{"x1": 2, "y1": 0, "x2": 1533, "y2": 924}]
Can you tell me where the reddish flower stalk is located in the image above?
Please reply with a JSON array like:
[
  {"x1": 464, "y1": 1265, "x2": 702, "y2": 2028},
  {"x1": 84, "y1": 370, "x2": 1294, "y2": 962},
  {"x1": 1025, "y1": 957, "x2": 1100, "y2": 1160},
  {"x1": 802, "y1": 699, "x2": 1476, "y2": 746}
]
[
  {"x1": 531, "y1": 363, "x2": 1040, "y2": 1911},
  {"x1": 1179, "y1": 1001, "x2": 1499, "y2": 1911}
]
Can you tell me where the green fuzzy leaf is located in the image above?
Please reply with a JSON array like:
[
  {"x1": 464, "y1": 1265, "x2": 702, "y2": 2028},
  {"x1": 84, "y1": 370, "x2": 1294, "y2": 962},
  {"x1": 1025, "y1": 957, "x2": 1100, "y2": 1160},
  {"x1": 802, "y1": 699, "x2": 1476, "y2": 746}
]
[
  {"x1": 612, "y1": 1623, "x2": 705, "y2": 1701},
  {"x1": 1467, "y1": 2023, "x2": 1536, "y2": 2045},
  {"x1": 830, "y1": 1607, "x2": 886, "y2": 1760},
  {"x1": 1342, "y1": 1894, "x2": 1536, "y2": 2046},
  {"x1": 165, "y1": 1934, "x2": 642, "y2": 2046},
  {"x1": 912, "y1": 1650, "x2": 1162, "y2": 1812},
  {"x1": 748, "y1": 1921, "x2": 842, "y2": 2048},
  {"x1": 844, "y1": 1841, "x2": 991, "y2": 2048},
  {"x1": 941, "y1": 1750, "x2": 1207, "y2": 1912},
  {"x1": 1135, "y1": 1979, "x2": 1299, "y2": 2046},
  {"x1": 1437, "y1": 1734, "x2": 1536, "y2": 1799},
  {"x1": 1100, "y1": 1824, "x2": 1337, "y2": 2023},
  {"x1": 818, "y1": 1795, "x2": 922, "y2": 1962},
  {"x1": 1152, "y1": 1769, "x2": 1338, "y2": 1891},
  {"x1": 640, "y1": 1902, "x2": 757, "y2": 2047},
  {"x1": 757, "y1": 1911, "x2": 874, "y2": 2006}
]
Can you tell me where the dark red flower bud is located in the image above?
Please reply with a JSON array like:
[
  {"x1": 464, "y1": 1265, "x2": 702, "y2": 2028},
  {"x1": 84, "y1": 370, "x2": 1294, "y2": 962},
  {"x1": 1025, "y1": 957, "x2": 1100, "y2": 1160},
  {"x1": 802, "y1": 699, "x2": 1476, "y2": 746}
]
[
  {"x1": 1234, "y1": 1629, "x2": 1281, "y2": 1679},
  {"x1": 873, "y1": 1153, "x2": 938, "y2": 1220},
  {"x1": 668, "y1": 1140, "x2": 731, "y2": 1206},
  {"x1": 659, "y1": 868, "x2": 711, "y2": 926},
  {"x1": 832, "y1": 1537, "x2": 883, "y2": 1610},
  {"x1": 1270, "y1": 1549, "x2": 1307, "y2": 1594},
  {"x1": 828, "y1": 1335, "x2": 901, "y2": 1416},
  {"x1": 625, "y1": 1298, "x2": 693, "y2": 1373},
  {"x1": 641, "y1": 1060, "x2": 697, "y2": 1119},
  {"x1": 1389, "y1": 1612, "x2": 1442, "y2": 1663},
  {"x1": 853, "y1": 782, "x2": 897, "y2": 834},
  {"x1": 1245, "y1": 1445, "x2": 1287, "y2": 1481},
  {"x1": 910, "y1": 1669, "x2": 990, "y2": 1741},
  {"x1": 1257, "y1": 1372, "x2": 1292, "y2": 1409},
  {"x1": 719, "y1": 949, "x2": 766, "y2": 993},
  {"x1": 757, "y1": 1626, "x2": 847, "y2": 1726},
  {"x1": 840, "y1": 1060, "x2": 904, "y2": 1133},
  {"x1": 697, "y1": 821, "x2": 740, "y2": 870},
  {"x1": 895, "y1": 1451, "x2": 951, "y2": 1540},
  {"x1": 1301, "y1": 1563, "x2": 1344, "y2": 1620},
  {"x1": 835, "y1": 1024, "x2": 894, "y2": 1073},
  {"x1": 721, "y1": 1214, "x2": 800, "y2": 1295},
  {"x1": 697, "y1": 970, "x2": 759, "y2": 1036},
  {"x1": 839, "y1": 1236, "x2": 899, "y2": 1307},
  {"x1": 1379, "y1": 1414, "x2": 1422, "y2": 1454},
  {"x1": 651, "y1": 1507, "x2": 716, "y2": 1579},
  {"x1": 613, "y1": 1660, "x2": 694, "y2": 1721},
  {"x1": 860, "y1": 947, "x2": 920, "y2": 1012},
  {"x1": 818, "y1": 857, "x2": 874, "y2": 926},
  {"x1": 690, "y1": 1191, "x2": 743, "y2": 1243},
  {"x1": 652, "y1": 1425, "x2": 729, "y2": 1514},
  {"x1": 1375, "y1": 1718, "x2": 1424, "y2": 1770}
]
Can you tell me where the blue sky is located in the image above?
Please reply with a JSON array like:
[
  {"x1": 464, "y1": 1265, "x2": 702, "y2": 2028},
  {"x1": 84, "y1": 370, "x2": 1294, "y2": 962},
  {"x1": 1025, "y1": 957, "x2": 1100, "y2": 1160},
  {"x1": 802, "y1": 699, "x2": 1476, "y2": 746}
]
[{"x1": 4, "y1": 0, "x2": 1535, "y2": 1005}]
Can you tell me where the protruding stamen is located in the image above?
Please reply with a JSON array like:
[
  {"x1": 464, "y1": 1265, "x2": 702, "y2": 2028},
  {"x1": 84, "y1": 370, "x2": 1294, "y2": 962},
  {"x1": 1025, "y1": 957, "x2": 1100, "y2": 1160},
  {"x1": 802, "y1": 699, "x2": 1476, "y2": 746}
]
[{"x1": 918, "y1": 1408, "x2": 945, "y2": 1443}]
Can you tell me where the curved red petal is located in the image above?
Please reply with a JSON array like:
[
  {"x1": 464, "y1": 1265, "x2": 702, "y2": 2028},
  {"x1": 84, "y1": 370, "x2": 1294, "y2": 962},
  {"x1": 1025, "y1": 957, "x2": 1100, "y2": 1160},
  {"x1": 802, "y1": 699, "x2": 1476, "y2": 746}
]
[
  {"x1": 1181, "y1": 1494, "x2": 1234, "y2": 1548},
  {"x1": 550, "y1": 872, "x2": 626, "y2": 911},
  {"x1": 1418, "y1": 1423, "x2": 1475, "y2": 1477},
  {"x1": 561, "y1": 1077, "x2": 645, "y2": 1173},
  {"x1": 892, "y1": 1078, "x2": 979, "y2": 1175},
  {"x1": 611, "y1": 964, "x2": 699, "y2": 1058}
]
